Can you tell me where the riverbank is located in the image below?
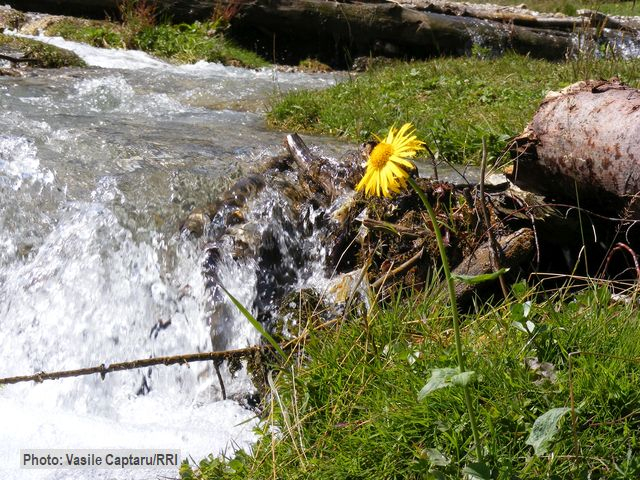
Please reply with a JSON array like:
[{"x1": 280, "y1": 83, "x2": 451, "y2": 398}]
[
  {"x1": 0, "y1": 4, "x2": 268, "y2": 68},
  {"x1": 268, "y1": 53, "x2": 640, "y2": 164}
]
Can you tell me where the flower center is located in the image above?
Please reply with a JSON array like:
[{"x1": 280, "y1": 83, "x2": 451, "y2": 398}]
[{"x1": 369, "y1": 142, "x2": 394, "y2": 170}]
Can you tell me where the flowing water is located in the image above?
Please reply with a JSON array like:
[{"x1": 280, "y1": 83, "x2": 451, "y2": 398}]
[{"x1": 0, "y1": 36, "x2": 350, "y2": 479}]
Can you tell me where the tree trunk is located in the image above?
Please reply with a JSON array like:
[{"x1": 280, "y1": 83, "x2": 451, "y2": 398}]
[
  {"x1": 229, "y1": 0, "x2": 576, "y2": 66},
  {"x1": 507, "y1": 79, "x2": 640, "y2": 218}
]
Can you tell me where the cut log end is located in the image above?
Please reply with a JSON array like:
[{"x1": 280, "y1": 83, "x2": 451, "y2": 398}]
[{"x1": 507, "y1": 79, "x2": 640, "y2": 218}]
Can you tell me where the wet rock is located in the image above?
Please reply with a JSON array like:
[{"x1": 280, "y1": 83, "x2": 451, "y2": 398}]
[{"x1": 0, "y1": 33, "x2": 86, "y2": 68}]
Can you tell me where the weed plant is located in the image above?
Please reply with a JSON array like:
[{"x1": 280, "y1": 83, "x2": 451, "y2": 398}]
[
  {"x1": 182, "y1": 282, "x2": 640, "y2": 479},
  {"x1": 268, "y1": 53, "x2": 640, "y2": 164}
]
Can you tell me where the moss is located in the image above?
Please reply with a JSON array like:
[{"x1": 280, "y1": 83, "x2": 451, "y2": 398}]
[
  {"x1": 297, "y1": 58, "x2": 333, "y2": 73},
  {"x1": 0, "y1": 7, "x2": 27, "y2": 30},
  {"x1": 0, "y1": 33, "x2": 86, "y2": 68}
]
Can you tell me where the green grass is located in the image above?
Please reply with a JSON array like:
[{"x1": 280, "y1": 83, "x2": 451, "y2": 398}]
[
  {"x1": 268, "y1": 54, "x2": 640, "y2": 164},
  {"x1": 44, "y1": 18, "x2": 268, "y2": 68},
  {"x1": 182, "y1": 282, "x2": 640, "y2": 479},
  {"x1": 133, "y1": 22, "x2": 268, "y2": 67},
  {"x1": 469, "y1": 0, "x2": 640, "y2": 16},
  {"x1": 44, "y1": 19, "x2": 127, "y2": 49}
]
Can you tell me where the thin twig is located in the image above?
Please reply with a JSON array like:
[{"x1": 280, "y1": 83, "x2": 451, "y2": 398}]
[
  {"x1": 0, "y1": 53, "x2": 36, "y2": 64},
  {"x1": 362, "y1": 218, "x2": 424, "y2": 238},
  {"x1": 0, "y1": 346, "x2": 266, "y2": 386},
  {"x1": 371, "y1": 248, "x2": 425, "y2": 289},
  {"x1": 602, "y1": 242, "x2": 640, "y2": 280},
  {"x1": 0, "y1": 316, "x2": 346, "y2": 386},
  {"x1": 424, "y1": 143, "x2": 439, "y2": 181},
  {"x1": 214, "y1": 360, "x2": 227, "y2": 400}
]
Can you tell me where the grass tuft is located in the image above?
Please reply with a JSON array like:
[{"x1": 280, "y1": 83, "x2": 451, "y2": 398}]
[{"x1": 181, "y1": 281, "x2": 640, "y2": 479}]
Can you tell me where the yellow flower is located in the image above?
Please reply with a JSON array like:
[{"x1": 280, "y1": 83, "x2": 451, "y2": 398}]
[{"x1": 356, "y1": 123, "x2": 425, "y2": 197}]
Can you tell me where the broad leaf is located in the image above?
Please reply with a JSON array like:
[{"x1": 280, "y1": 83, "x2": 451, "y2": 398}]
[
  {"x1": 463, "y1": 462, "x2": 492, "y2": 480},
  {"x1": 424, "y1": 448, "x2": 450, "y2": 467},
  {"x1": 525, "y1": 407, "x2": 571, "y2": 456},
  {"x1": 418, "y1": 368, "x2": 475, "y2": 400}
]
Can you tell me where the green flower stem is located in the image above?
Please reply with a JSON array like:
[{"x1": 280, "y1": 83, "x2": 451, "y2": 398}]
[{"x1": 407, "y1": 176, "x2": 483, "y2": 461}]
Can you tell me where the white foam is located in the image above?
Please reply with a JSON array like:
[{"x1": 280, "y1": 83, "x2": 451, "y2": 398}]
[
  {"x1": 0, "y1": 200, "x2": 257, "y2": 479},
  {"x1": 0, "y1": 135, "x2": 54, "y2": 189},
  {"x1": 13, "y1": 32, "x2": 171, "y2": 69}
]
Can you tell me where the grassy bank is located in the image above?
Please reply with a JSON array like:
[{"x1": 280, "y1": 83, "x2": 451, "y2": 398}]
[
  {"x1": 182, "y1": 281, "x2": 640, "y2": 479},
  {"x1": 43, "y1": 12, "x2": 268, "y2": 68},
  {"x1": 268, "y1": 54, "x2": 640, "y2": 164}
]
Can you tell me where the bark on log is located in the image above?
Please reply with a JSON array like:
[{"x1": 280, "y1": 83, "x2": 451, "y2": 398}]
[
  {"x1": 398, "y1": 0, "x2": 591, "y2": 31},
  {"x1": 229, "y1": 0, "x2": 576, "y2": 66},
  {"x1": 507, "y1": 79, "x2": 640, "y2": 217}
]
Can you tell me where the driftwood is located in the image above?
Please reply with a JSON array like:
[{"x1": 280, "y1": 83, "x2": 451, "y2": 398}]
[
  {"x1": 397, "y1": 0, "x2": 639, "y2": 32},
  {"x1": 507, "y1": 79, "x2": 640, "y2": 217},
  {"x1": 0, "y1": 52, "x2": 35, "y2": 63}
]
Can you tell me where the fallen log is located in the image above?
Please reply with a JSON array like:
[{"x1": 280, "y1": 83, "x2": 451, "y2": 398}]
[
  {"x1": 398, "y1": 0, "x2": 591, "y2": 31},
  {"x1": 507, "y1": 79, "x2": 640, "y2": 218},
  {"x1": 6, "y1": 1, "x2": 640, "y2": 67},
  {"x1": 229, "y1": 0, "x2": 577, "y2": 66}
]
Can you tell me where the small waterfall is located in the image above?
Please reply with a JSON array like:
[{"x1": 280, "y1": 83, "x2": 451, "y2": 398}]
[{"x1": 0, "y1": 36, "x2": 349, "y2": 479}]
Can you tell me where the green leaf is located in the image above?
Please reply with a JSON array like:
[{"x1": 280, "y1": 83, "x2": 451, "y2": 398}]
[
  {"x1": 424, "y1": 448, "x2": 450, "y2": 467},
  {"x1": 418, "y1": 368, "x2": 475, "y2": 400},
  {"x1": 418, "y1": 368, "x2": 458, "y2": 399},
  {"x1": 452, "y1": 268, "x2": 509, "y2": 285},
  {"x1": 451, "y1": 370, "x2": 476, "y2": 387},
  {"x1": 463, "y1": 462, "x2": 493, "y2": 479},
  {"x1": 220, "y1": 285, "x2": 287, "y2": 360},
  {"x1": 525, "y1": 407, "x2": 571, "y2": 456}
]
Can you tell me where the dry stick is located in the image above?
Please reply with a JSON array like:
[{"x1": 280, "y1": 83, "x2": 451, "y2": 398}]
[
  {"x1": 424, "y1": 143, "x2": 439, "y2": 181},
  {"x1": 0, "y1": 53, "x2": 36, "y2": 64},
  {"x1": 362, "y1": 218, "x2": 423, "y2": 238},
  {"x1": 478, "y1": 138, "x2": 509, "y2": 298},
  {"x1": 214, "y1": 361, "x2": 227, "y2": 400},
  {"x1": 0, "y1": 346, "x2": 266, "y2": 386},
  {"x1": 602, "y1": 242, "x2": 640, "y2": 280},
  {"x1": 0, "y1": 316, "x2": 345, "y2": 387}
]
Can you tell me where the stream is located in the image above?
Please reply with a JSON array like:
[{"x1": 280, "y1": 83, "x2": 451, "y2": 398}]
[{"x1": 0, "y1": 36, "x2": 350, "y2": 479}]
